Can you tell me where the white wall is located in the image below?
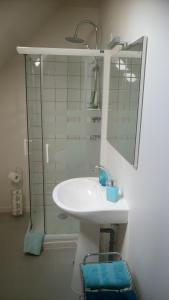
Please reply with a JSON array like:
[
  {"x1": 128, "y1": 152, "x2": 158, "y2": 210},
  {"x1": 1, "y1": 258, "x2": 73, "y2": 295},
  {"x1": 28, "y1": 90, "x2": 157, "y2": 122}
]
[
  {"x1": 0, "y1": 56, "x2": 28, "y2": 212},
  {"x1": 30, "y1": 6, "x2": 99, "y2": 49},
  {"x1": 99, "y1": 0, "x2": 169, "y2": 299},
  {"x1": 0, "y1": 5, "x2": 99, "y2": 212},
  {"x1": 0, "y1": 0, "x2": 59, "y2": 69}
]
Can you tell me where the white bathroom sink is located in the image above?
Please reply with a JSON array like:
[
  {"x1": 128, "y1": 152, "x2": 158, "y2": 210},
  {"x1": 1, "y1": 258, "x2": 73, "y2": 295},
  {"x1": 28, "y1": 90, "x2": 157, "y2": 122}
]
[{"x1": 53, "y1": 177, "x2": 129, "y2": 224}]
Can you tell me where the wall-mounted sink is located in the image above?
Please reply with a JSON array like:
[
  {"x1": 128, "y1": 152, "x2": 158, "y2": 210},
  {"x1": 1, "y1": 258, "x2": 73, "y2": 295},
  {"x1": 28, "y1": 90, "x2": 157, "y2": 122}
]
[
  {"x1": 53, "y1": 177, "x2": 129, "y2": 224},
  {"x1": 53, "y1": 177, "x2": 129, "y2": 294}
]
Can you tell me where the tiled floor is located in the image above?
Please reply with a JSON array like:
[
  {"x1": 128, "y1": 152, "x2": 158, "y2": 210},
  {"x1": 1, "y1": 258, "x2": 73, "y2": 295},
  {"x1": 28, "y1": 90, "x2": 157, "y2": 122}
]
[{"x1": 0, "y1": 213, "x2": 78, "y2": 300}]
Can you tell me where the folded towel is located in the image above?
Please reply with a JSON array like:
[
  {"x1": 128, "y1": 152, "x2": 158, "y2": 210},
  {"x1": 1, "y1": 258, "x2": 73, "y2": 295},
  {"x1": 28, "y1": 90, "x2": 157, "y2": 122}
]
[
  {"x1": 86, "y1": 290, "x2": 138, "y2": 300},
  {"x1": 24, "y1": 230, "x2": 44, "y2": 256},
  {"x1": 81, "y1": 261, "x2": 131, "y2": 290}
]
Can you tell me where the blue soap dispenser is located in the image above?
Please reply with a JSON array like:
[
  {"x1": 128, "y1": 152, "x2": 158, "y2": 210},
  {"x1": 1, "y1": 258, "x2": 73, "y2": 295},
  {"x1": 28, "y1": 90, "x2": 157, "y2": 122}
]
[
  {"x1": 95, "y1": 165, "x2": 109, "y2": 187},
  {"x1": 106, "y1": 180, "x2": 122, "y2": 203},
  {"x1": 99, "y1": 169, "x2": 108, "y2": 186},
  {"x1": 106, "y1": 184, "x2": 119, "y2": 203}
]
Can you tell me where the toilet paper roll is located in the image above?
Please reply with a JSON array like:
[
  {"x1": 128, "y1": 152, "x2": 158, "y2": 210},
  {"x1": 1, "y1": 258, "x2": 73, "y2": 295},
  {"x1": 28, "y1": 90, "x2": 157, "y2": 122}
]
[{"x1": 8, "y1": 172, "x2": 21, "y2": 184}]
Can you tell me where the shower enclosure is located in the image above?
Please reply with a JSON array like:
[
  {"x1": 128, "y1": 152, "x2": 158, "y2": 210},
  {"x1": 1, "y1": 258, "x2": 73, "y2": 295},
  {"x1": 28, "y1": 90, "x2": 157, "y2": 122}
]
[
  {"x1": 17, "y1": 40, "x2": 144, "y2": 245},
  {"x1": 22, "y1": 48, "x2": 104, "y2": 238}
]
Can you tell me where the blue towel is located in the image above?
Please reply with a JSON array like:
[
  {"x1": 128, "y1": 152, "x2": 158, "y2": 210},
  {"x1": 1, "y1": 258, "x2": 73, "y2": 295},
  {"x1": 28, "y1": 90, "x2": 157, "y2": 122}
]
[
  {"x1": 81, "y1": 261, "x2": 131, "y2": 290},
  {"x1": 24, "y1": 230, "x2": 44, "y2": 256},
  {"x1": 86, "y1": 290, "x2": 138, "y2": 300}
]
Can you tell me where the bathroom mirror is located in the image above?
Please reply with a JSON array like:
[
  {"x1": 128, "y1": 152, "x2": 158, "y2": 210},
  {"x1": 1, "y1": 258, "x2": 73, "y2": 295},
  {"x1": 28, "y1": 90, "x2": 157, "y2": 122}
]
[{"x1": 107, "y1": 36, "x2": 147, "y2": 168}]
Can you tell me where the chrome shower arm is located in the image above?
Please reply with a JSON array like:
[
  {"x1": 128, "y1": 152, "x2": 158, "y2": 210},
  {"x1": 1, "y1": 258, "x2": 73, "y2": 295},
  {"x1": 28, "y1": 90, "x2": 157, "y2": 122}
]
[{"x1": 74, "y1": 19, "x2": 99, "y2": 49}]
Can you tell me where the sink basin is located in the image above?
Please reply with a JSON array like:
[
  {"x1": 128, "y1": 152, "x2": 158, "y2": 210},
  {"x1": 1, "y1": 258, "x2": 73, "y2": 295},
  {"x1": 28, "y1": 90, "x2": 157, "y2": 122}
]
[
  {"x1": 53, "y1": 177, "x2": 129, "y2": 224},
  {"x1": 53, "y1": 177, "x2": 129, "y2": 294}
]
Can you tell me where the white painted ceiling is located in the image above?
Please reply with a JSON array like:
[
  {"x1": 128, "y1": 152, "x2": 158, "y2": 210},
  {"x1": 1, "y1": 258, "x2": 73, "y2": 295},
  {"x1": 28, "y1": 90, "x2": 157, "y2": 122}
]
[{"x1": 0, "y1": 0, "x2": 100, "y2": 69}]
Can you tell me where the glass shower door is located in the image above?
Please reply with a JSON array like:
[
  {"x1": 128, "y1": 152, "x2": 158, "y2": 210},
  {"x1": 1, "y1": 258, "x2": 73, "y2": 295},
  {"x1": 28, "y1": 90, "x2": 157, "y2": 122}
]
[
  {"x1": 25, "y1": 51, "x2": 103, "y2": 235},
  {"x1": 42, "y1": 54, "x2": 103, "y2": 234},
  {"x1": 25, "y1": 55, "x2": 45, "y2": 232}
]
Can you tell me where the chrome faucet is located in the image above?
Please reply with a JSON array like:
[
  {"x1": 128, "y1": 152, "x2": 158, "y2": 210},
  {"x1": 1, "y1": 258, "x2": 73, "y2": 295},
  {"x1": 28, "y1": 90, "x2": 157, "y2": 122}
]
[{"x1": 95, "y1": 165, "x2": 113, "y2": 186}]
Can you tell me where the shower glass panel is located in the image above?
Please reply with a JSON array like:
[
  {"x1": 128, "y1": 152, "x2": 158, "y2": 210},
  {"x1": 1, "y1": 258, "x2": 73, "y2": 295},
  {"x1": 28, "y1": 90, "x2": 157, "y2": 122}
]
[
  {"x1": 25, "y1": 55, "x2": 44, "y2": 232},
  {"x1": 25, "y1": 53, "x2": 103, "y2": 235}
]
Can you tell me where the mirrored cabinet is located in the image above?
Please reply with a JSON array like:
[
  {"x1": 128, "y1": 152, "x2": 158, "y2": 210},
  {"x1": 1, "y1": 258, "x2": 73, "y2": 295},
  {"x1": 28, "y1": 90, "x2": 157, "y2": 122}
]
[{"x1": 107, "y1": 36, "x2": 147, "y2": 167}]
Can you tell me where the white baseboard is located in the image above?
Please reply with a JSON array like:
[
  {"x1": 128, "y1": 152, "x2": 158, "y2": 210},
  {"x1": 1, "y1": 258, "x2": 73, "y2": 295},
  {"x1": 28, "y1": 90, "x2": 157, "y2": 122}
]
[
  {"x1": 44, "y1": 240, "x2": 77, "y2": 250},
  {"x1": 44, "y1": 234, "x2": 78, "y2": 250}
]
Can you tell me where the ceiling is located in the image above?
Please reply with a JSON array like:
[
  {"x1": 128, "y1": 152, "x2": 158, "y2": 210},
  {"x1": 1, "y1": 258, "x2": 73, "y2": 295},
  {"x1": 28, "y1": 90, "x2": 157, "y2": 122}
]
[{"x1": 0, "y1": 0, "x2": 100, "y2": 70}]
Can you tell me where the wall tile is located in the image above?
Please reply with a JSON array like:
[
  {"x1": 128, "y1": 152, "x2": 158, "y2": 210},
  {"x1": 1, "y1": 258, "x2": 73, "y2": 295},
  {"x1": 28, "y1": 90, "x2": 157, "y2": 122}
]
[
  {"x1": 119, "y1": 77, "x2": 130, "y2": 90},
  {"x1": 28, "y1": 101, "x2": 41, "y2": 114},
  {"x1": 43, "y1": 126, "x2": 56, "y2": 139},
  {"x1": 27, "y1": 74, "x2": 40, "y2": 88},
  {"x1": 67, "y1": 102, "x2": 82, "y2": 110},
  {"x1": 81, "y1": 76, "x2": 95, "y2": 90},
  {"x1": 109, "y1": 77, "x2": 119, "y2": 90},
  {"x1": 109, "y1": 90, "x2": 119, "y2": 104},
  {"x1": 68, "y1": 56, "x2": 80, "y2": 63},
  {"x1": 31, "y1": 194, "x2": 44, "y2": 206},
  {"x1": 55, "y1": 89, "x2": 67, "y2": 101},
  {"x1": 55, "y1": 116, "x2": 67, "y2": 138},
  {"x1": 43, "y1": 62, "x2": 56, "y2": 75},
  {"x1": 28, "y1": 114, "x2": 41, "y2": 127},
  {"x1": 29, "y1": 127, "x2": 42, "y2": 139},
  {"x1": 30, "y1": 172, "x2": 43, "y2": 184},
  {"x1": 43, "y1": 88, "x2": 55, "y2": 101},
  {"x1": 43, "y1": 75, "x2": 56, "y2": 88},
  {"x1": 29, "y1": 139, "x2": 42, "y2": 151},
  {"x1": 30, "y1": 150, "x2": 43, "y2": 162},
  {"x1": 68, "y1": 76, "x2": 80, "y2": 89},
  {"x1": 45, "y1": 183, "x2": 56, "y2": 195},
  {"x1": 55, "y1": 102, "x2": 67, "y2": 114},
  {"x1": 27, "y1": 87, "x2": 40, "y2": 101},
  {"x1": 67, "y1": 89, "x2": 81, "y2": 102},
  {"x1": 110, "y1": 63, "x2": 120, "y2": 77},
  {"x1": 55, "y1": 76, "x2": 67, "y2": 88},
  {"x1": 55, "y1": 62, "x2": 67, "y2": 75},
  {"x1": 43, "y1": 102, "x2": 55, "y2": 115},
  {"x1": 29, "y1": 162, "x2": 43, "y2": 173},
  {"x1": 31, "y1": 183, "x2": 43, "y2": 195},
  {"x1": 68, "y1": 62, "x2": 80, "y2": 75}
]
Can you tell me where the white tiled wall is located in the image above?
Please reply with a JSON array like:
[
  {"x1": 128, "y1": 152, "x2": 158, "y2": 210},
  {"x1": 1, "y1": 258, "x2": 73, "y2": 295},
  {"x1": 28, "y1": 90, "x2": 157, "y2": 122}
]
[{"x1": 26, "y1": 55, "x2": 103, "y2": 234}]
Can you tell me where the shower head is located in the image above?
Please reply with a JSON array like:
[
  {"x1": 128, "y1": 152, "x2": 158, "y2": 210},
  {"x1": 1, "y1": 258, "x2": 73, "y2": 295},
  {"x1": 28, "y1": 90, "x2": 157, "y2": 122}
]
[
  {"x1": 65, "y1": 35, "x2": 85, "y2": 44},
  {"x1": 65, "y1": 19, "x2": 99, "y2": 49}
]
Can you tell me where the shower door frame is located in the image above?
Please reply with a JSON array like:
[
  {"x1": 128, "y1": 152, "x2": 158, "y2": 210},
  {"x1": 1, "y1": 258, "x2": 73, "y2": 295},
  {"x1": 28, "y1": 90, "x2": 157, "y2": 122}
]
[
  {"x1": 19, "y1": 47, "x2": 106, "y2": 236},
  {"x1": 17, "y1": 47, "x2": 104, "y2": 57}
]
